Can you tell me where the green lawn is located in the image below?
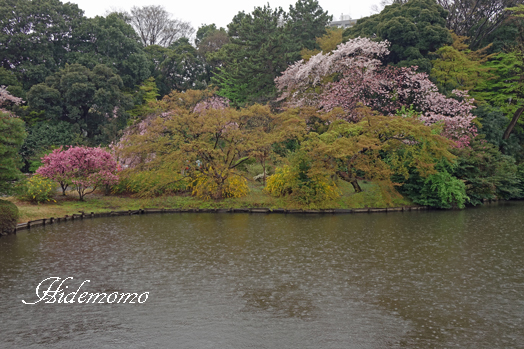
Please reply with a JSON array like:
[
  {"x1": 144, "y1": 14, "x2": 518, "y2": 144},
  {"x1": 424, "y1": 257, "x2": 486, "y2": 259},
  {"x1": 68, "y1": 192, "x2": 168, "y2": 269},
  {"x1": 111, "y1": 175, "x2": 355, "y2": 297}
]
[{"x1": 6, "y1": 180, "x2": 412, "y2": 223}]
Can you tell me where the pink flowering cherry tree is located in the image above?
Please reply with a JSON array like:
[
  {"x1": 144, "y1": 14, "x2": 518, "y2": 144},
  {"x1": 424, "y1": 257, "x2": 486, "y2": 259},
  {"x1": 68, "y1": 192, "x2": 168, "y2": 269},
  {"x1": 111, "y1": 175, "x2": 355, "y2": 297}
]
[
  {"x1": 275, "y1": 37, "x2": 477, "y2": 147},
  {"x1": 37, "y1": 146, "x2": 119, "y2": 200},
  {"x1": 36, "y1": 147, "x2": 72, "y2": 195}
]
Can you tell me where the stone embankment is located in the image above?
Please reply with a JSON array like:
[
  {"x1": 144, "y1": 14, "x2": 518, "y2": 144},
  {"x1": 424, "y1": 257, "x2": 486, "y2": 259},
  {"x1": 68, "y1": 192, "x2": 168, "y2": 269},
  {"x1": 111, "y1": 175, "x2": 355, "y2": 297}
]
[{"x1": 11, "y1": 206, "x2": 430, "y2": 234}]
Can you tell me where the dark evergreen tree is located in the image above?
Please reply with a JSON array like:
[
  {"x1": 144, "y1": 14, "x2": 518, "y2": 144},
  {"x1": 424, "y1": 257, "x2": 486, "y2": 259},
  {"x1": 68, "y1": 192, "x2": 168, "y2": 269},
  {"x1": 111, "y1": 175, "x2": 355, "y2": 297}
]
[
  {"x1": 27, "y1": 64, "x2": 132, "y2": 144},
  {"x1": 344, "y1": 0, "x2": 452, "y2": 72},
  {"x1": 212, "y1": 5, "x2": 300, "y2": 106},
  {"x1": 68, "y1": 13, "x2": 150, "y2": 89},
  {"x1": 0, "y1": 2, "x2": 149, "y2": 92},
  {"x1": 0, "y1": 0, "x2": 85, "y2": 90},
  {"x1": 160, "y1": 38, "x2": 208, "y2": 92},
  {"x1": 288, "y1": 0, "x2": 332, "y2": 51}
]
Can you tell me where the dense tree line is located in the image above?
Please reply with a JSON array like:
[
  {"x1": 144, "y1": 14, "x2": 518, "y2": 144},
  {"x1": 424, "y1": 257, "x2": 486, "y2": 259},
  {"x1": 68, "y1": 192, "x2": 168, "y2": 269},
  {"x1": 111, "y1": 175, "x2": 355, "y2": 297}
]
[{"x1": 2, "y1": 0, "x2": 524, "y2": 209}]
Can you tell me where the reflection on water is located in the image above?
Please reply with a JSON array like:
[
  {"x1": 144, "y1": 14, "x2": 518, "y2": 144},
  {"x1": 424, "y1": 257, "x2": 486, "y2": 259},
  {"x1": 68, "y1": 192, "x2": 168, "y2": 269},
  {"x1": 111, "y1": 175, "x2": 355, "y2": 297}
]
[{"x1": 1, "y1": 202, "x2": 523, "y2": 348}]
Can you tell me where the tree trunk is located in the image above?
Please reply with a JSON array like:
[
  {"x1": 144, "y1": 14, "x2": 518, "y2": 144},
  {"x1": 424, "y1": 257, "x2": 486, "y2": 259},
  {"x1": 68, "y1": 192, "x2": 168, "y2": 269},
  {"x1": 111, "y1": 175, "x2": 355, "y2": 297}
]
[
  {"x1": 336, "y1": 171, "x2": 362, "y2": 193},
  {"x1": 60, "y1": 182, "x2": 68, "y2": 196},
  {"x1": 350, "y1": 178, "x2": 362, "y2": 193},
  {"x1": 503, "y1": 107, "x2": 524, "y2": 140},
  {"x1": 262, "y1": 159, "x2": 266, "y2": 187}
]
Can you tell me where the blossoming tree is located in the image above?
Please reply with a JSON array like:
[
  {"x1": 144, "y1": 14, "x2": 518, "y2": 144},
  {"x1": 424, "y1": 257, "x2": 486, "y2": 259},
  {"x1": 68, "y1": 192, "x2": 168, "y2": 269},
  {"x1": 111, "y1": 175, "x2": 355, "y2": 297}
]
[
  {"x1": 275, "y1": 37, "x2": 477, "y2": 147},
  {"x1": 37, "y1": 146, "x2": 119, "y2": 200}
]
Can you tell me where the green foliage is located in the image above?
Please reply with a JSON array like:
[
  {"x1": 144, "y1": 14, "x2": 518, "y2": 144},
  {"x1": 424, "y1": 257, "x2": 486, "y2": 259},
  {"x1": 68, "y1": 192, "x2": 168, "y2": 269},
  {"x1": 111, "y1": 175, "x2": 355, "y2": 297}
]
[
  {"x1": 15, "y1": 174, "x2": 56, "y2": 204},
  {"x1": 398, "y1": 169, "x2": 468, "y2": 209},
  {"x1": 212, "y1": 5, "x2": 301, "y2": 106},
  {"x1": 0, "y1": 2, "x2": 149, "y2": 92},
  {"x1": 213, "y1": 0, "x2": 331, "y2": 105},
  {"x1": 517, "y1": 163, "x2": 524, "y2": 198},
  {"x1": 301, "y1": 27, "x2": 344, "y2": 60},
  {"x1": 161, "y1": 38, "x2": 208, "y2": 92},
  {"x1": 344, "y1": 0, "x2": 452, "y2": 72},
  {"x1": 128, "y1": 77, "x2": 160, "y2": 119},
  {"x1": 145, "y1": 39, "x2": 209, "y2": 96},
  {"x1": 430, "y1": 32, "x2": 494, "y2": 98},
  {"x1": 0, "y1": 0, "x2": 86, "y2": 90},
  {"x1": 0, "y1": 113, "x2": 26, "y2": 195},
  {"x1": 475, "y1": 15, "x2": 521, "y2": 54},
  {"x1": 195, "y1": 24, "x2": 219, "y2": 47},
  {"x1": 475, "y1": 105, "x2": 521, "y2": 158},
  {"x1": 265, "y1": 152, "x2": 340, "y2": 206},
  {"x1": 113, "y1": 167, "x2": 189, "y2": 198},
  {"x1": 451, "y1": 139, "x2": 522, "y2": 205},
  {"x1": 118, "y1": 91, "x2": 305, "y2": 200},
  {"x1": 27, "y1": 63, "x2": 132, "y2": 144},
  {"x1": 0, "y1": 199, "x2": 19, "y2": 235},
  {"x1": 27, "y1": 149, "x2": 53, "y2": 174},
  {"x1": 302, "y1": 108, "x2": 456, "y2": 194},
  {"x1": 0, "y1": 67, "x2": 25, "y2": 99},
  {"x1": 478, "y1": 50, "x2": 524, "y2": 140},
  {"x1": 288, "y1": 0, "x2": 332, "y2": 51},
  {"x1": 398, "y1": 137, "x2": 524, "y2": 208},
  {"x1": 20, "y1": 121, "x2": 80, "y2": 172},
  {"x1": 478, "y1": 51, "x2": 524, "y2": 117},
  {"x1": 66, "y1": 13, "x2": 151, "y2": 89}
]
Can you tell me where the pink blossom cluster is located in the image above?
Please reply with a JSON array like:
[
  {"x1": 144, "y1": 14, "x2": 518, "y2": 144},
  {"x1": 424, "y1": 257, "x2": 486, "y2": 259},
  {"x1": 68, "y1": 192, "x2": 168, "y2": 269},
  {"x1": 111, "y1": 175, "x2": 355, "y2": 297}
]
[
  {"x1": 275, "y1": 37, "x2": 389, "y2": 107},
  {"x1": 109, "y1": 112, "x2": 172, "y2": 169},
  {"x1": 193, "y1": 96, "x2": 229, "y2": 113},
  {"x1": 419, "y1": 90, "x2": 477, "y2": 147},
  {"x1": 112, "y1": 95, "x2": 231, "y2": 168},
  {"x1": 37, "y1": 146, "x2": 119, "y2": 199},
  {"x1": 0, "y1": 85, "x2": 23, "y2": 117},
  {"x1": 276, "y1": 38, "x2": 477, "y2": 146}
]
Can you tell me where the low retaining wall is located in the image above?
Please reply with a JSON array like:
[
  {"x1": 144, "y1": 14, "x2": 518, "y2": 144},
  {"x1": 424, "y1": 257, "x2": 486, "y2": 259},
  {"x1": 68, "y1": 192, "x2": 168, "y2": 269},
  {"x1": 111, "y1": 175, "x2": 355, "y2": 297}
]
[{"x1": 13, "y1": 206, "x2": 430, "y2": 233}]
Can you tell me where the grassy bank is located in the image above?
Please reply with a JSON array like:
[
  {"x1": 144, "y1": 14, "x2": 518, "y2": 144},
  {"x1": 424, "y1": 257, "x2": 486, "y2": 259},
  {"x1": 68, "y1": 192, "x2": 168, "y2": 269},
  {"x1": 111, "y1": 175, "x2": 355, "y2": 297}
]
[{"x1": 5, "y1": 180, "x2": 412, "y2": 223}]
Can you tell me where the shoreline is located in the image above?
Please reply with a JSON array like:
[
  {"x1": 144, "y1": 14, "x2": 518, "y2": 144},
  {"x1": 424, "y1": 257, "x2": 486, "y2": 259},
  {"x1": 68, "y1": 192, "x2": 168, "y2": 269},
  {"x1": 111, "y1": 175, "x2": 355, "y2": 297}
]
[{"x1": 12, "y1": 205, "x2": 431, "y2": 234}]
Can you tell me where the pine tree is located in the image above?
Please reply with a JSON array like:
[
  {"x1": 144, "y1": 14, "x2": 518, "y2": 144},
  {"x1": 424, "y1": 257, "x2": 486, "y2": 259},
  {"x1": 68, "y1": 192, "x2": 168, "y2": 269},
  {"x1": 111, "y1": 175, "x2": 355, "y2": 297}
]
[{"x1": 212, "y1": 5, "x2": 299, "y2": 106}]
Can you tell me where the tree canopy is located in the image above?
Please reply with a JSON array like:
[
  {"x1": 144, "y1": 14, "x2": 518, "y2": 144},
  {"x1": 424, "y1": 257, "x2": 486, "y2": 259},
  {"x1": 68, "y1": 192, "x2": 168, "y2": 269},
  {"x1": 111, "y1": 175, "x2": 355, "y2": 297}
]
[
  {"x1": 27, "y1": 64, "x2": 131, "y2": 144},
  {"x1": 212, "y1": 0, "x2": 331, "y2": 106},
  {"x1": 437, "y1": 0, "x2": 522, "y2": 49},
  {"x1": 344, "y1": 0, "x2": 452, "y2": 72},
  {"x1": 276, "y1": 37, "x2": 477, "y2": 146},
  {"x1": 0, "y1": 0, "x2": 85, "y2": 90},
  {"x1": 129, "y1": 5, "x2": 194, "y2": 47}
]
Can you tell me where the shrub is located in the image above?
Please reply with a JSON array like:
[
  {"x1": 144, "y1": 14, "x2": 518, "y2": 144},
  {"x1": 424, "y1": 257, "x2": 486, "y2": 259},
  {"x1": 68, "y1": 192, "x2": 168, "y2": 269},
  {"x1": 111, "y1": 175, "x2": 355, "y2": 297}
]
[
  {"x1": 265, "y1": 165, "x2": 339, "y2": 205},
  {"x1": 113, "y1": 168, "x2": 189, "y2": 197},
  {"x1": 451, "y1": 140, "x2": 521, "y2": 205},
  {"x1": 16, "y1": 174, "x2": 56, "y2": 204},
  {"x1": 0, "y1": 199, "x2": 18, "y2": 235},
  {"x1": 192, "y1": 170, "x2": 249, "y2": 200},
  {"x1": 265, "y1": 166, "x2": 296, "y2": 197},
  {"x1": 399, "y1": 170, "x2": 468, "y2": 209}
]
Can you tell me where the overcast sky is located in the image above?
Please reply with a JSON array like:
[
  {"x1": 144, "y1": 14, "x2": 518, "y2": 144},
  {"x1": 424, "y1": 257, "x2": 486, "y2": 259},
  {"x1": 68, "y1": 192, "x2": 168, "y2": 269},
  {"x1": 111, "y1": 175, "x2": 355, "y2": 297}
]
[{"x1": 68, "y1": 0, "x2": 382, "y2": 30}]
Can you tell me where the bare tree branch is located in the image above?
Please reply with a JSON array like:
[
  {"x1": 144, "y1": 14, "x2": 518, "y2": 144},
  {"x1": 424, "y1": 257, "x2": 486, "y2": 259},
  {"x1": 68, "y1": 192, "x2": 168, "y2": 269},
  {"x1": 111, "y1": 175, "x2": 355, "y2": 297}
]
[{"x1": 129, "y1": 5, "x2": 195, "y2": 47}]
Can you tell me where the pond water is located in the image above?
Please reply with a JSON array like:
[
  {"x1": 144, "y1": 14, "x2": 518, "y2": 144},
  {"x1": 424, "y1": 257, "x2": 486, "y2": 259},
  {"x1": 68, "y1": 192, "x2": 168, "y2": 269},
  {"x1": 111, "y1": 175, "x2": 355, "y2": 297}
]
[{"x1": 1, "y1": 202, "x2": 523, "y2": 348}]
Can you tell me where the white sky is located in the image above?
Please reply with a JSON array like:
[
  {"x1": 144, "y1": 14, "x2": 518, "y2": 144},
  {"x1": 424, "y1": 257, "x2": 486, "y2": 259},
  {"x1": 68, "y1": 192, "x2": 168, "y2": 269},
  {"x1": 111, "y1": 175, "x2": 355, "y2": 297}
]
[{"x1": 67, "y1": 0, "x2": 381, "y2": 30}]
